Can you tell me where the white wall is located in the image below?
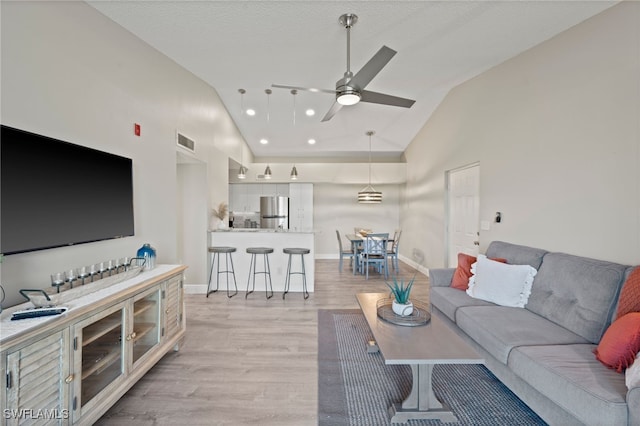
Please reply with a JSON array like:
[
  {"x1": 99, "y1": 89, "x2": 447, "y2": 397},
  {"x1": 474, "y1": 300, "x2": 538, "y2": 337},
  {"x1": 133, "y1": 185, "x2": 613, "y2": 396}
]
[
  {"x1": 402, "y1": 2, "x2": 640, "y2": 268},
  {"x1": 177, "y1": 161, "x2": 208, "y2": 285},
  {"x1": 313, "y1": 183, "x2": 401, "y2": 257},
  {"x1": 0, "y1": 2, "x2": 243, "y2": 307}
]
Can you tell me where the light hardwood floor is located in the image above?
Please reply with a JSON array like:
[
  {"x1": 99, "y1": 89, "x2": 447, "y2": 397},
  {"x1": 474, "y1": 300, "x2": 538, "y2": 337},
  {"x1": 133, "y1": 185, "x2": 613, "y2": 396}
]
[{"x1": 97, "y1": 259, "x2": 430, "y2": 426}]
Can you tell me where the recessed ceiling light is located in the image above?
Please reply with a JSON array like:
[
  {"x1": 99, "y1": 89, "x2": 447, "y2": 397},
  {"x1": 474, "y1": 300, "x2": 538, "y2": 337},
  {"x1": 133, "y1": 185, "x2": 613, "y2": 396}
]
[
  {"x1": 305, "y1": 109, "x2": 315, "y2": 116},
  {"x1": 260, "y1": 138, "x2": 269, "y2": 145},
  {"x1": 246, "y1": 109, "x2": 256, "y2": 116},
  {"x1": 308, "y1": 139, "x2": 316, "y2": 145}
]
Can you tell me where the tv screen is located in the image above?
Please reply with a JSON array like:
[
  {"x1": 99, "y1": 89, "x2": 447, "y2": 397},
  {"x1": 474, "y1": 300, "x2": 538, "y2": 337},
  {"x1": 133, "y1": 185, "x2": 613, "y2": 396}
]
[{"x1": 1, "y1": 125, "x2": 134, "y2": 255}]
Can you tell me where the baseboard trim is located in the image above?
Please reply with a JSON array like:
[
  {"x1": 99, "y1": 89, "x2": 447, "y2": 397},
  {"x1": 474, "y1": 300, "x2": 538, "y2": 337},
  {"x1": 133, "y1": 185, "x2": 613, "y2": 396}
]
[{"x1": 185, "y1": 284, "x2": 207, "y2": 294}]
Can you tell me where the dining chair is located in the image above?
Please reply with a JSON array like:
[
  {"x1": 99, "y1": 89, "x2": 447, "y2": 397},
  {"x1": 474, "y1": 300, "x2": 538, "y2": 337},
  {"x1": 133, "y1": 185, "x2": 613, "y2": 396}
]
[
  {"x1": 359, "y1": 233, "x2": 389, "y2": 280},
  {"x1": 336, "y1": 230, "x2": 354, "y2": 272},
  {"x1": 387, "y1": 229, "x2": 402, "y2": 270}
]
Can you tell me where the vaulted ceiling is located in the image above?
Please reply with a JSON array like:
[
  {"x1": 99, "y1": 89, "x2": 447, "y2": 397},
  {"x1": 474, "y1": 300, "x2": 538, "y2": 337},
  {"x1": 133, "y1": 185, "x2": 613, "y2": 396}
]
[{"x1": 88, "y1": 1, "x2": 617, "y2": 160}]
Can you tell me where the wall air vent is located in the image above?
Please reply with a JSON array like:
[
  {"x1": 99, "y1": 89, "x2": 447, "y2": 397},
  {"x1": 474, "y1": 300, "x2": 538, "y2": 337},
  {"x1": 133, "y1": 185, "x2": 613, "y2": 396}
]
[{"x1": 177, "y1": 132, "x2": 195, "y2": 153}]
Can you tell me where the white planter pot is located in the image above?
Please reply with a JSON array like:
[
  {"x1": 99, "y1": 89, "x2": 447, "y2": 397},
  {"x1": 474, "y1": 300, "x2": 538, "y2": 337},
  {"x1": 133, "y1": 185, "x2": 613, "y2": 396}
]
[{"x1": 392, "y1": 300, "x2": 413, "y2": 316}]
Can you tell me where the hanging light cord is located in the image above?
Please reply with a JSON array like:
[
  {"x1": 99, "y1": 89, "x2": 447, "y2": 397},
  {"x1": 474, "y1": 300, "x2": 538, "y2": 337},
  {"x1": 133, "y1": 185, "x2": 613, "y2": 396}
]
[
  {"x1": 368, "y1": 133, "x2": 372, "y2": 186},
  {"x1": 238, "y1": 88, "x2": 246, "y2": 115},
  {"x1": 291, "y1": 89, "x2": 297, "y2": 125},
  {"x1": 265, "y1": 88, "x2": 272, "y2": 122}
]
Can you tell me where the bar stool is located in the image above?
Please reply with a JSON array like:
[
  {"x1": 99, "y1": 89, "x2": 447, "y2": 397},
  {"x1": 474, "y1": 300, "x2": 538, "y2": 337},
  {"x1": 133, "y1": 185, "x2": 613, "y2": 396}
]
[
  {"x1": 282, "y1": 247, "x2": 310, "y2": 300},
  {"x1": 245, "y1": 247, "x2": 274, "y2": 299},
  {"x1": 206, "y1": 246, "x2": 238, "y2": 298}
]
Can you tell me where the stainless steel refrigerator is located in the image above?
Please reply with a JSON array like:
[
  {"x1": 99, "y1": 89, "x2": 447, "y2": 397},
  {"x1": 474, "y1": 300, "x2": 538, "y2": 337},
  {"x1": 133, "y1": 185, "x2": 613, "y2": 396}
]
[{"x1": 260, "y1": 196, "x2": 289, "y2": 229}]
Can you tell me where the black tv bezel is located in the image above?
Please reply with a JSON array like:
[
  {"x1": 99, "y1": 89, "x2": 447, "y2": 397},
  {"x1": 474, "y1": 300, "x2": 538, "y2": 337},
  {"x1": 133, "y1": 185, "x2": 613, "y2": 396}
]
[{"x1": 0, "y1": 125, "x2": 135, "y2": 255}]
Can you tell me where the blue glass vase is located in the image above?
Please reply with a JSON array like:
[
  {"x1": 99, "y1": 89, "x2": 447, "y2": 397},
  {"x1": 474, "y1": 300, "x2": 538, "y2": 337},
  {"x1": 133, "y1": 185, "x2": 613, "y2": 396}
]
[{"x1": 137, "y1": 243, "x2": 156, "y2": 271}]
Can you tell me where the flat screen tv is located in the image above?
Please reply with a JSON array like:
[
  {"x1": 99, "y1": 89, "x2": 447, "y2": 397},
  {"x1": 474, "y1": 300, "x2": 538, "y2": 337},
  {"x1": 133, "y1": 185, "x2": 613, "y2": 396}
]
[{"x1": 1, "y1": 125, "x2": 134, "y2": 255}]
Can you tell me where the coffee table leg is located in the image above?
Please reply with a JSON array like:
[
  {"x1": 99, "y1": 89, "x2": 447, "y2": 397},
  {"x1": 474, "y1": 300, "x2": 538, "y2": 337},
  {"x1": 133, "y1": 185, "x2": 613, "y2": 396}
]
[{"x1": 389, "y1": 364, "x2": 458, "y2": 424}]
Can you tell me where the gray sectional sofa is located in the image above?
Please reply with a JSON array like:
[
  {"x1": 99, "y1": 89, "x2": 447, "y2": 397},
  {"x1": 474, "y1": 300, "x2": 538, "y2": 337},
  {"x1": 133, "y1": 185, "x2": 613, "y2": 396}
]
[{"x1": 430, "y1": 241, "x2": 639, "y2": 425}]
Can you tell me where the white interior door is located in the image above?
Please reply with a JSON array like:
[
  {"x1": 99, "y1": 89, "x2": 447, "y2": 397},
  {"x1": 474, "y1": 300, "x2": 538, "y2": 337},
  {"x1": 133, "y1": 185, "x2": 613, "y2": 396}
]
[{"x1": 446, "y1": 163, "x2": 480, "y2": 267}]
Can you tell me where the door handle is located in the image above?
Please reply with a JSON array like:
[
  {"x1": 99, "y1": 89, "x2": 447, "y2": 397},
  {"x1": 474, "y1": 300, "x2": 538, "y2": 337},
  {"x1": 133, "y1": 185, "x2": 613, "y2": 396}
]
[{"x1": 474, "y1": 241, "x2": 480, "y2": 246}]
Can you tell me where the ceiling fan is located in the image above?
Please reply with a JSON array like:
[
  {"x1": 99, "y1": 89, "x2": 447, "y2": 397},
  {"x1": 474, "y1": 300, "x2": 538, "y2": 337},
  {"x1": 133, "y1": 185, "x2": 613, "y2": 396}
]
[{"x1": 272, "y1": 13, "x2": 416, "y2": 122}]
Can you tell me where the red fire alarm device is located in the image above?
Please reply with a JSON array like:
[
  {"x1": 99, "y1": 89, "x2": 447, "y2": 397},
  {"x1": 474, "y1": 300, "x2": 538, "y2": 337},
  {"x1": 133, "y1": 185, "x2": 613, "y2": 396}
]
[{"x1": 134, "y1": 123, "x2": 141, "y2": 136}]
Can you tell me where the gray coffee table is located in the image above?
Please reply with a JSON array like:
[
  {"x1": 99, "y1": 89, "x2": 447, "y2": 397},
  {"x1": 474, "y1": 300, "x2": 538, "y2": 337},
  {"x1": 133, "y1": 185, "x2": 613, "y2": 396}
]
[{"x1": 356, "y1": 292, "x2": 484, "y2": 424}]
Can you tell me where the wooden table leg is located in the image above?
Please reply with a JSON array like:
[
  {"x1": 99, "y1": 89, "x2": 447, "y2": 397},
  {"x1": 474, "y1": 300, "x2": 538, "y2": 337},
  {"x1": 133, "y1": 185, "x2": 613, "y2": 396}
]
[{"x1": 389, "y1": 364, "x2": 458, "y2": 424}]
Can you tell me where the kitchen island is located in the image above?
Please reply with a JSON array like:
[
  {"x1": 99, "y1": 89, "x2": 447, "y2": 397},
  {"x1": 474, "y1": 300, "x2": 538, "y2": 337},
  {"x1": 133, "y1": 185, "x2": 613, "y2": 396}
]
[{"x1": 208, "y1": 229, "x2": 315, "y2": 295}]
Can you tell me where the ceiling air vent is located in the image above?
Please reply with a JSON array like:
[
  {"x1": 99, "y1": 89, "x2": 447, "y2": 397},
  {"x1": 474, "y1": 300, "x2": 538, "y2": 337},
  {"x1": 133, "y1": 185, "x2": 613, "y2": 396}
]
[{"x1": 177, "y1": 132, "x2": 195, "y2": 153}]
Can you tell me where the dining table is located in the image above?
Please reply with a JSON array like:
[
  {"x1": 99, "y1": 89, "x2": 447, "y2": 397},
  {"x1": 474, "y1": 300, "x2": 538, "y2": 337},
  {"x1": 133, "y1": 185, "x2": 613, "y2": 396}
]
[{"x1": 345, "y1": 233, "x2": 394, "y2": 275}]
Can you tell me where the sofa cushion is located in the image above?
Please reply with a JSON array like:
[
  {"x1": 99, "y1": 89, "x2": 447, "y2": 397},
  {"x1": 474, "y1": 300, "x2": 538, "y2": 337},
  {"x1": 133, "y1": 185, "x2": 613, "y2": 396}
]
[
  {"x1": 616, "y1": 266, "x2": 640, "y2": 318},
  {"x1": 456, "y1": 305, "x2": 589, "y2": 364},
  {"x1": 627, "y1": 353, "x2": 640, "y2": 390},
  {"x1": 429, "y1": 268, "x2": 455, "y2": 288},
  {"x1": 485, "y1": 241, "x2": 547, "y2": 270},
  {"x1": 594, "y1": 312, "x2": 640, "y2": 372},
  {"x1": 526, "y1": 252, "x2": 629, "y2": 343},
  {"x1": 509, "y1": 344, "x2": 628, "y2": 426},
  {"x1": 451, "y1": 253, "x2": 477, "y2": 290},
  {"x1": 451, "y1": 253, "x2": 507, "y2": 290},
  {"x1": 430, "y1": 286, "x2": 494, "y2": 322},
  {"x1": 467, "y1": 255, "x2": 536, "y2": 308}
]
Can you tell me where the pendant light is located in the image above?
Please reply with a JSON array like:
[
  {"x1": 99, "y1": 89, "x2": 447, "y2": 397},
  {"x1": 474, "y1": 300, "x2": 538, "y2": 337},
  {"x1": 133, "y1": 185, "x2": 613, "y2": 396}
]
[
  {"x1": 237, "y1": 143, "x2": 247, "y2": 179},
  {"x1": 264, "y1": 165, "x2": 272, "y2": 179},
  {"x1": 358, "y1": 131, "x2": 382, "y2": 203},
  {"x1": 290, "y1": 165, "x2": 298, "y2": 180},
  {"x1": 238, "y1": 165, "x2": 247, "y2": 180}
]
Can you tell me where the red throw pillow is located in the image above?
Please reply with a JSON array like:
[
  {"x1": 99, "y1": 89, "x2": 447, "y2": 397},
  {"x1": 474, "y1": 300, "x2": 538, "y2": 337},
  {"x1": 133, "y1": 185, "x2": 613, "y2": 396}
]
[
  {"x1": 451, "y1": 253, "x2": 477, "y2": 290},
  {"x1": 450, "y1": 253, "x2": 507, "y2": 291},
  {"x1": 594, "y1": 312, "x2": 640, "y2": 373},
  {"x1": 616, "y1": 267, "x2": 640, "y2": 318}
]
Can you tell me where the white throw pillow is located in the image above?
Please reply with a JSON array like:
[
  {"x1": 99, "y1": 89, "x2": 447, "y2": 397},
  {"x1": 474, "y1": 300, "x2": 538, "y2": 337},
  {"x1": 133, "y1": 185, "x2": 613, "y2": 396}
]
[
  {"x1": 466, "y1": 254, "x2": 537, "y2": 308},
  {"x1": 626, "y1": 352, "x2": 640, "y2": 390}
]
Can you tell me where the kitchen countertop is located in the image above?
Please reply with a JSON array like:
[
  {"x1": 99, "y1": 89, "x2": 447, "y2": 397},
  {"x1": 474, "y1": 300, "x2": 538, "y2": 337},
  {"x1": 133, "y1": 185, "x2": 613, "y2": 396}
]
[{"x1": 209, "y1": 230, "x2": 315, "y2": 294}]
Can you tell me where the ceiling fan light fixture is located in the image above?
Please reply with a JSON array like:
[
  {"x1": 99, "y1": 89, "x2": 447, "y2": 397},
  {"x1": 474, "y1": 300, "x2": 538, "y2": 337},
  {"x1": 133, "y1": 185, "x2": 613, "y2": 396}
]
[{"x1": 337, "y1": 90, "x2": 361, "y2": 106}]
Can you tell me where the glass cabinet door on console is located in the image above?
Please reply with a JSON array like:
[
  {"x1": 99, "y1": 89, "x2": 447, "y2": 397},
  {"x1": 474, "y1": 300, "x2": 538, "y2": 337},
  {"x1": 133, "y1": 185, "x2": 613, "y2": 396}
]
[
  {"x1": 130, "y1": 287, "x2": 161, "y2": 368},
  {"x1": 72, "y1": 304, "x2": 126, "y2": 422}
]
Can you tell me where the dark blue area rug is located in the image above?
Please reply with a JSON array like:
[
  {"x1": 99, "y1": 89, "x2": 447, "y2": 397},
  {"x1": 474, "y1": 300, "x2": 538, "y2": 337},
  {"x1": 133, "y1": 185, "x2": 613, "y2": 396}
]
[{"x1": 318, "y1": 309, "x2": 547, "y2": 425}]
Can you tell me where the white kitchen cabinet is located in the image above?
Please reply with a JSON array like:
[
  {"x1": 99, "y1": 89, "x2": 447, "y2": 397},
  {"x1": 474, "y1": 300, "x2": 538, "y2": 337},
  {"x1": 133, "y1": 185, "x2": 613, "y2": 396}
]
[
  {"x1": 246, "y1": 184, "x2": 262, "y2": 212},
  {"x1": 289, "y1": 183, "x2": 313, "y2": 231},
  {"x1": 230, "y1": 184, "x2": 261, "y2": 212},
  {"x1": 263, "y1": 184, "x2": 289, "y2": 197},
  {"x1": 276, "y1": 184, "x2": 290, "y2": 196},
  {"x1": 229, "y1": 184, "x2": 244, "y2": 212}
]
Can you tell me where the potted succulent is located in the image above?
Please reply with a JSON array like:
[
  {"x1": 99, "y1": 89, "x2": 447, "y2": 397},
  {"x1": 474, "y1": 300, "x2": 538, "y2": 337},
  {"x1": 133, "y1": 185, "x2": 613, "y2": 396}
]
[{"x1": 385, "y1": 275, "x2": 415, "y2": 316}]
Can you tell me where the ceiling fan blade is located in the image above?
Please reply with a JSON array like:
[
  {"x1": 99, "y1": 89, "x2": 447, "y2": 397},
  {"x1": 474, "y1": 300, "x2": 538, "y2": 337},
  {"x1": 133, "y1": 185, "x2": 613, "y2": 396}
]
[
  {"x1": 271, "y1": 84, "x2": 336, "y2": 95},
  {"x1": 321, "y1": 101, "x2": 343, "y2": 122},
  {"x1": 360, "y1": 90, "x2": 415, "y2": 108},
  {"x1": 349, "y1": 46, "x2": 396, "y2": 90}
]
